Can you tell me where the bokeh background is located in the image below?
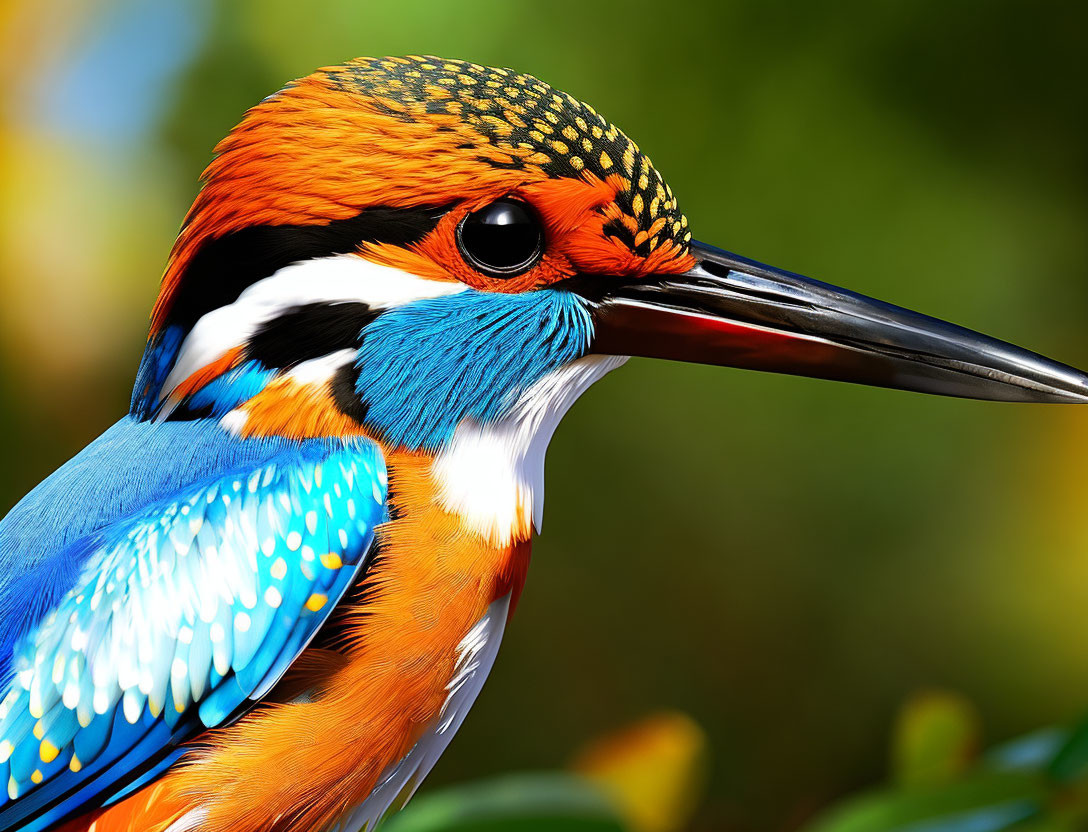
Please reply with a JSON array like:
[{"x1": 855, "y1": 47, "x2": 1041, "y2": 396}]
[{"x1": 1, "y1": 1, "x2": 1087, "y2": 829}]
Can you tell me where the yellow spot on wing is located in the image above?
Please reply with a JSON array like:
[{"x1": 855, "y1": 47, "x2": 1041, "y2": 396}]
[{"x1": 40, "y1": 740, "x2": 59, "y2": 763}]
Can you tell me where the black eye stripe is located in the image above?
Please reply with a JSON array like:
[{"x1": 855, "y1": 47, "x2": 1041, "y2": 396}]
[
  {"x1": 246, "y1": 302, "x2": 380, "y2": 369},
  {"x1": 456, "y1": 198, "x2": 544, "y2": 278},
  {"x1": 163, "y1": 204, "x2": 451, "y2": 332}
]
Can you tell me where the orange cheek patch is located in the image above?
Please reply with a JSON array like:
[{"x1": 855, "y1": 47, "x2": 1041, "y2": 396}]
[
  {"x1": 523, "y1": 175, "x2": 694, "y2": 278},
  {"x1": 521, "y1": 173, "x2": 622, "y2": 237},
  {"x1": 360, "y1": 241, "x2": 455, "y2": 283},
  {"x1": 366, "y1": 173, "x2": 693, "y2": 295},
  {"x1": 521, "y1": 175, "x2": 645, "y2": 277},
  {"x1": 392, "y1": 207, "x2": 575, "y2": 294},
  {"x1": 627, "y1": 237, "x2": 695, "y2": 275}
]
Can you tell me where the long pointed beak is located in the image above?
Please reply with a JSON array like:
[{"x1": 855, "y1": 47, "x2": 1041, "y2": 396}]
[{"x1": 585, "y1": 240, "x2": 1088, "y2": 403}]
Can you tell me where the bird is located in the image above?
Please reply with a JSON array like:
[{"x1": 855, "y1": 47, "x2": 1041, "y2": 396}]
[{"x1": 0, "y1": 54, "x2": 1085, "y2": 832}]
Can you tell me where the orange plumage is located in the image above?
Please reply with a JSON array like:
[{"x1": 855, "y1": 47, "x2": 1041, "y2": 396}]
[
  {"x1": 69, "y1": 451, "x2": 529, "y2": 832},
  {"x1": 152, "y1": 58, "x2": 692, "y2": 336}
]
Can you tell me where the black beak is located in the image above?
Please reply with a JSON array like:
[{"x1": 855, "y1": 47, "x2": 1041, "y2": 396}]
[{"x1": 584, "y1": 240, "x2": 1088, "y2": 403}]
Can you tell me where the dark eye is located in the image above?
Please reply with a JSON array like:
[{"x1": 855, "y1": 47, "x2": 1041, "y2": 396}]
[{"x1": 457, "y1": 198, "x2": 545, "y2": 277}]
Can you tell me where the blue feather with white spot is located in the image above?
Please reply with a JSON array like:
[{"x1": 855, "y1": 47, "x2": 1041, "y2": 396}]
[{"x1": 0, "y1": 421, "x2": 387, "y2": 832}]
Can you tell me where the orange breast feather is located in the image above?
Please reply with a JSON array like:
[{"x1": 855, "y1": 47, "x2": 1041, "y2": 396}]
[{"x1": 65, "y1": 451, "x2": 531, "y2": 832}]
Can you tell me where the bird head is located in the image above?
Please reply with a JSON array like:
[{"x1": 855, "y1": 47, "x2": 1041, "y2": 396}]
[
  {"x1": 133, "y1": 57, "x2": 697, "y2": 441},
  {"x1": 132, "y1": 56, "x2": 1088, "y2": 538}
]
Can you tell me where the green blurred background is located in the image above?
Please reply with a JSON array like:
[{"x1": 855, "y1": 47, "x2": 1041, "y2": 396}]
[{"x1": 1, "y1": 1, "x2": 1086, "y2": 829}]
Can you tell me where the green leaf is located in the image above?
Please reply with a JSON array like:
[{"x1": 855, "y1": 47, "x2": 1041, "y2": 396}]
[
  {"x1": 1048, "y1": 713, "x2": 1088, "y2": 785},
  {"x1": 892, "y1": 691, "x2": 981, "y2": 789},
  {"x1": 983, "y1": 729, "x2": 1068, "y2": 774},
  {"x1": 383, "y1": 773, "x2": 628, "y2": 832},
  {"x1": 1005, "y1": 822, "x2": 1078, "y2": 832},
  {"x1": 802, "y1": 770, "x2": 1047, "y2": 832}
]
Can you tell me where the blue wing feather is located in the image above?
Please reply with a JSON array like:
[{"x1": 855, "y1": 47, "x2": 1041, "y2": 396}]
[
  {"x1": 0, "y1": 417, "x2": 315, "y2": 685},
  {"x1": 0, "y1": 417, "x2": 388, "y2": 831}
]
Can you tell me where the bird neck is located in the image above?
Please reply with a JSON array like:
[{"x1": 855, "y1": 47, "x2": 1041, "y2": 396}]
[
  {"x1": 129, "y1": 263, "x2": 626, "y2": 545},
  {"x1": 190, "y1": 349, "x2": 625, "y2": 547},
  {"x1": 145, "y1": 347, "x2": 626, "y2": 549},
  {"x1": 429, "y1": 354, "x2": 627, "y2": 546}
]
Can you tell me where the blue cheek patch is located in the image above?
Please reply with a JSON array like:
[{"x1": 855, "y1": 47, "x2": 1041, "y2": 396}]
[{"x1": 354, "y1": 288, "x2": 594, "y2": 451}]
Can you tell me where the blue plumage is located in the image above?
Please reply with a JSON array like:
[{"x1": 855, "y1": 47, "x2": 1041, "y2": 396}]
[
  {"x1": 187, "y1": 360, "x2": 276, "y2": 416},
  {"x1": 129, "y1": 326, "x2": 184, "y2": 418},
  {"x1": 0, "y1": 420, "x2": 388, "y2": 831},
  {"x1": 354, "y1": 287, "x2": 593, "y2": 450},
  {"x1": 0, "y1": 418, "x2": 303, "y2": 687}
]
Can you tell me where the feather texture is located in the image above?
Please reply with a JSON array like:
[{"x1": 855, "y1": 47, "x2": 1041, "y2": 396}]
[
  {"x1": 0, "y1": 427, "x2": 386, "y2": 832},
  {"x1": 331, "y1": 594, "x2": 512, "y2": 832},
  {"x1": 354, "y1": 288, "x2": 593, "y2": 450}
]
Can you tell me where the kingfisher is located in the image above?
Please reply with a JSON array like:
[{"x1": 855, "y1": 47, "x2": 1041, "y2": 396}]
[{"x1": 0, "y1": 55, "x2": 1085, "y2": 832}]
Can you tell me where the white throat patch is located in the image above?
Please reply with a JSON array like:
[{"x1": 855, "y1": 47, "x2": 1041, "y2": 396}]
[{"x1": 432, "y1": 354, "x2": 628, "y2": 547}]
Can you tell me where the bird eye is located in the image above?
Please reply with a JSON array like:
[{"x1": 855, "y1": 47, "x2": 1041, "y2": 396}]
[{"x1": 456, "y1": 198, "x2": 545, "y2": 277}]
